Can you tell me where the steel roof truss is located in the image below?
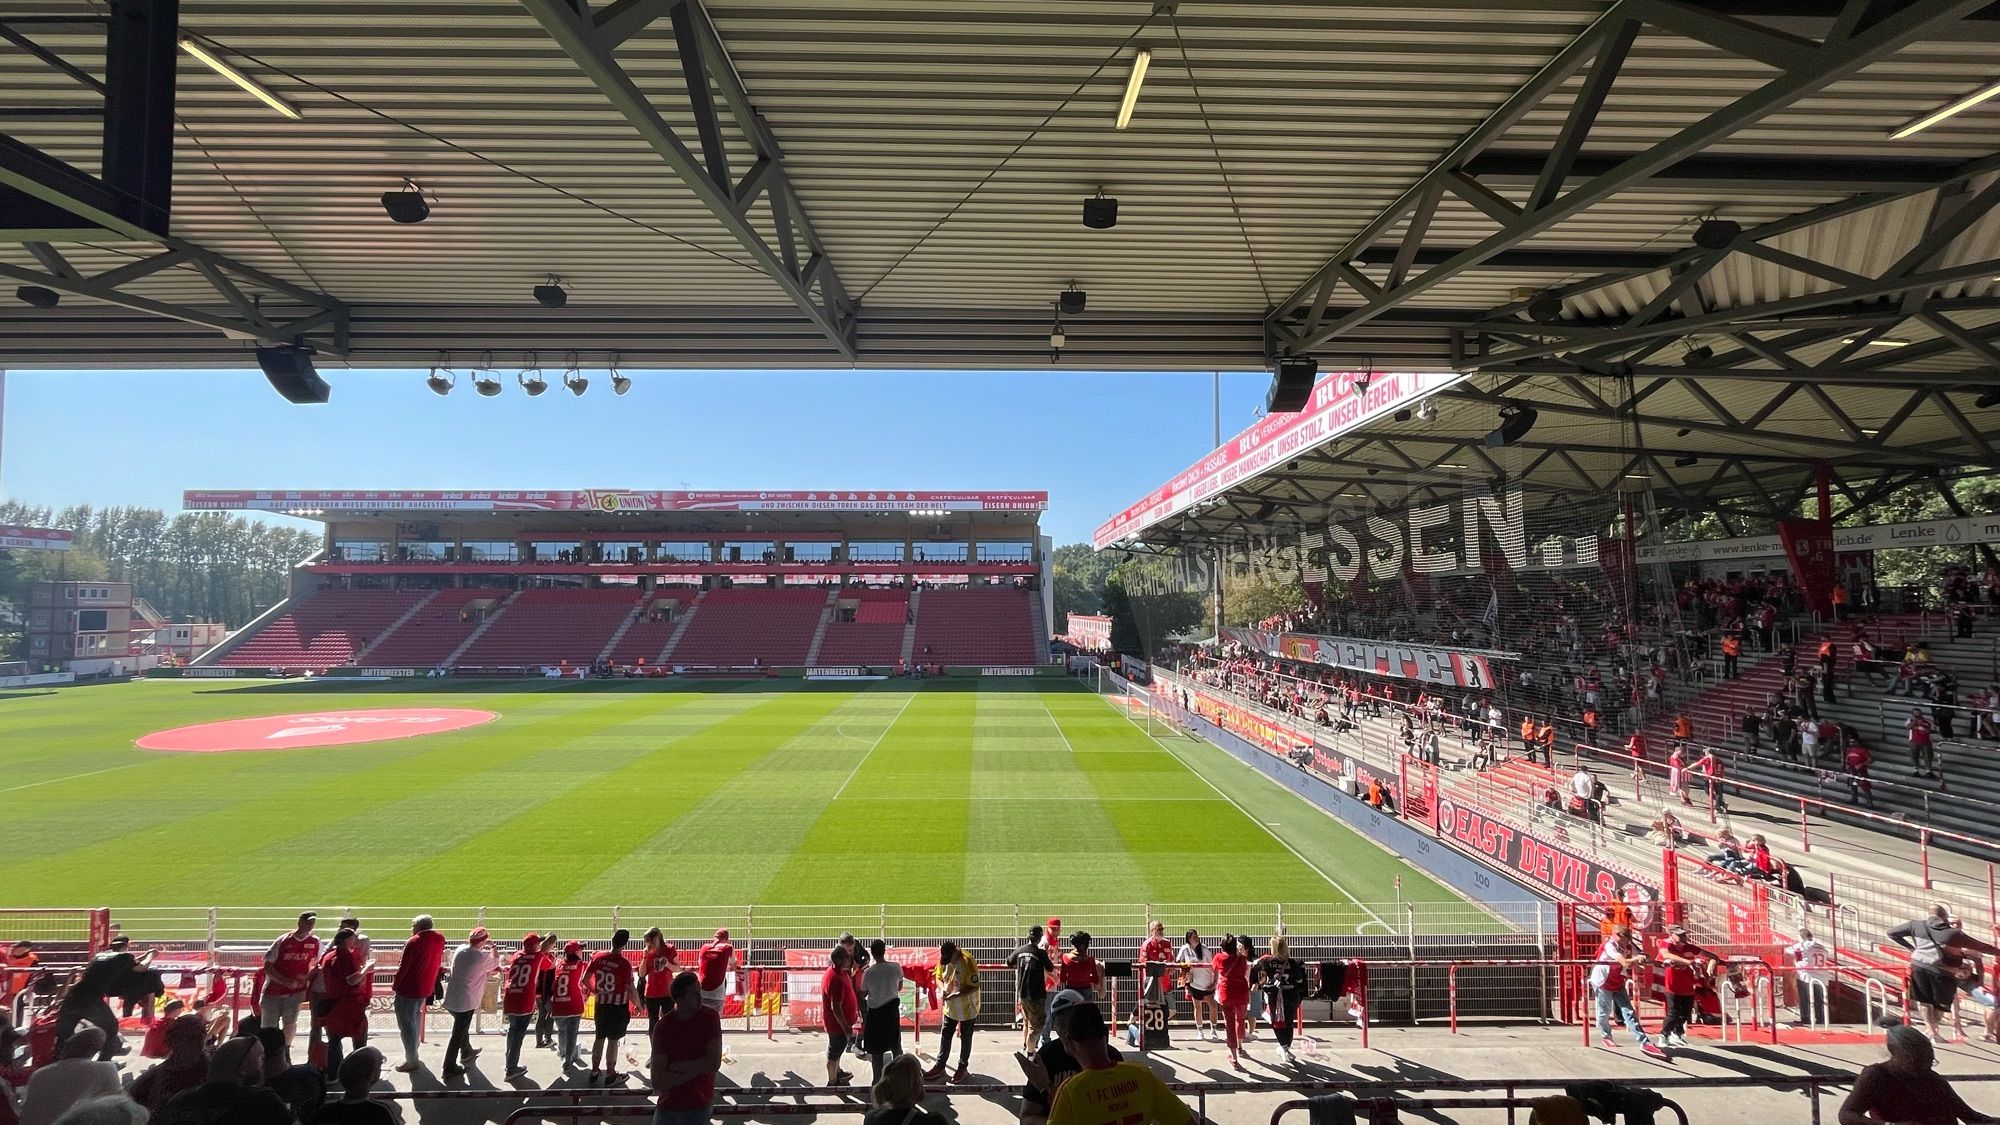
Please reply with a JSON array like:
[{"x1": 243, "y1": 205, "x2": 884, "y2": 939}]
[
  {"x1": 1272, "y1": 0, "x2": 1994, "y2": 354},
  {"x1": 521, "y1": 0, "x2": 856, "y2": 359}
]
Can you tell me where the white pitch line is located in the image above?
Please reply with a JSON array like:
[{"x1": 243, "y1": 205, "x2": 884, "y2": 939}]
[
  {"x1": 1095, "y1": 695, "x2": 1391, "y2": 932},
  {"x1": 0, "y1": 762, "x2": 142, "y2": 795},
  {"x1": 830, "y1": 692, "x2": 917, "y2": 800}
]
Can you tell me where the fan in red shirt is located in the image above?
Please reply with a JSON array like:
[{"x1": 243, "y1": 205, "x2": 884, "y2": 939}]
[
  {"x1": 390, "y1": 915, "x2": 447, "y2": 1073},
  {"x1": 1212, "y1": 934, "x2": 1252, "y2": 1070},
  {"x1": 819, "y1": 946, "x2": 858, "y2": 1087},
  {"x1": 641, "y1": 927, "x2": 679, "y2": 1032},
  {"x1": 588, "y1": 928, "x2": 638, "y2": 1081},
  {"x1": 318, "y1": 927, "x2": 374, "y2": 1082},
  {"x1": 547, "y1": 941, "x2": 590, "y2": 1071},
  {"x1": 651, "y1": 972, "x2": 722, "y2": 1123},
  {"x1": 697, "y1": 929, "x2": 737, "y2": 1013},
  {"x1": 1656, "y1": 926, "x2": 1713, "y2": 1047},
  {"x1": 1138, "y1": 921, "x2": 1175, "y2": 1007},
  {"x1": 1059, "y1": 932, "x2": 1104, "y2": 997},
  {"x1": 501, "y1": 933, "x2": 553, "y2": 1079},
  {"x1": 258, "y1": 912, "x2": 321, "y2": 1049}
]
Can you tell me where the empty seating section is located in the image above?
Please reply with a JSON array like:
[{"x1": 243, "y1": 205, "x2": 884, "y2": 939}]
[
  {"x1": 361, "y1": 587, "x2": 510, "y2": 667},
  {"x1": 217, "y1": 590, "x2": 427, "y2": 668},
  {"x1": 603, "y1": 589, "x2": 700, "y2": 664},
  {"x1": 816, "y1": 588, "x2": 908, "y2": 665},
  {"x1": 458, "y1": 587, "x2": 638, "y2": 666},
  {"x1": 667, "y1": 587, "x2": 825, "y2": 665},
  {"x1": 912, "y1": 586, "x2": 1036, "y2": 665}
]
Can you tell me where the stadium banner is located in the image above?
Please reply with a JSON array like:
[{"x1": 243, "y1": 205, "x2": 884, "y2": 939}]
[
  {"x1": 978, "y1": 666, "x2": 1036, "y2": 676},
  {"x1": 1777, "y1": 517, "x2": 1838, "y2": 618},
  {"x1": 805, "y1": 667, "x2": 888, "y2": 680},
  {"x1": 1219, "y1": 626, "x2": 1501, "y2": 689},
  {"x1": 784, "y1": 946, "x2": 940, "y2": 1029},
  {"x1": 0, "y1": 525, "x2": 73, "y2": 551},
  {"x1": 1636, "y1": 514, "x2": 2000, "y2": 564},
  {"x1": 184, "y1": 489, "x2": 1047, "y2": 513},
  {"x1": 1092, "y1": 370, "x2": 1465, "y2": 548},
  {"x1": 1432, "y1": 795, "x2": 1635, "y2": 902},
  {"x1": 185, "y1": 668, "x2": 239, "y2": 678},
  {"x1": 1160, "y1": 672, "x2": 1649, "y2": 902},
  {"x1": 357, "y1": 668, "x2": 421, "y2": 678},
  {"x1": 1064, "y1": 613, "x2": 1113, "y2": 651}
]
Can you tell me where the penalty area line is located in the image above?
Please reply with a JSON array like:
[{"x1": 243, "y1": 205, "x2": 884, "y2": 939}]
[{"x1": 0, "y1": 762, "x2": 142, "y2": 794}]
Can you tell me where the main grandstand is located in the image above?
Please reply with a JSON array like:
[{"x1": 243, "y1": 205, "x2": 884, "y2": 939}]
[{"x1": 188, "y1": 489, "x2": 1052, "y2": 675}]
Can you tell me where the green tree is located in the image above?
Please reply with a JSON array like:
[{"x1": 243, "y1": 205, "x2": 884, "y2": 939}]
[
  {"x1": 1051, "y1": 541, "x2": 1117, "y2": 623},
  {"x1": 1222, "y1": 569, "x2": 1306, "y2": 628}
]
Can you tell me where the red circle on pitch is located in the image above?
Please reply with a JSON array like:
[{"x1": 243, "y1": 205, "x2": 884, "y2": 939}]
[{"x1": 138, "y1": 708, "x2": 498, "y2": 753}]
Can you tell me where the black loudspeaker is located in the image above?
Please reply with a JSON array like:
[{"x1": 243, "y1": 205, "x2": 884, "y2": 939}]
[
  {"x1": 257, "y1": 344, "x2": 330, "y2": 404},
  {"x1": 1483, "y1": 405, "x2": 1537, "y2": 448},
  {"x1": 1102, "y1": 960, "x2": 1133, "y2": 979},
  {"x1": 1267, "y1": 356, "x2": 1316, "y2": 413}
]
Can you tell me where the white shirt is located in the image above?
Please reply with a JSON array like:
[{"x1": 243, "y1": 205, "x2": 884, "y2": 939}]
[
  {"x1": 443, "y1": 942, "x2": 499, "y2": 1013},
  {"x1": 1178, "y1": 944, "x2": 1215, "y2": 989},
  {"x1": 18, "y1": 1059, "x2": 120, "y2": 1125},
  {"x1": 1789, "y1": 938, "x2": 1832, "y2": 985},
  {"x1": 1571, "y1": 771, "x2": 1595, "y2": 800},
  {"x1": 862, "y1": 960, "x2": 904, "y2": 1010}
]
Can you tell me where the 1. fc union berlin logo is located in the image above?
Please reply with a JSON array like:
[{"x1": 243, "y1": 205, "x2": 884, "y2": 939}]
[{"x1": 138, "y1": 708, "x2": 497, "y2": 752}]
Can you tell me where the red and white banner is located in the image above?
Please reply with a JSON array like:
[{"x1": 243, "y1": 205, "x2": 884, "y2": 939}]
[
  {"x1": 184, "y1": 489, "x2": 1047, "y2": 514},
  {"x1": 1220, "y1": 626, "x2": 1500, "y2": 689},
  {"x1": 1777, "y1": 517, "x2": 1837, "y2": 618},
  {"x1": 0, "y1": 525, "x2": 73, "y2": 551},
  {"x1": 1064, "y1": 613, "x2": 1113, "y2": 652},
  {"x1": 1093, "y1": 370, "x2": 1464, "y2": 548}
]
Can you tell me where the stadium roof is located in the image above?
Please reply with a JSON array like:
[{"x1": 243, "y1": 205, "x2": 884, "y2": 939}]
[{"x1": 4, "y1": 1, "x2": 1999, "y2": 524}]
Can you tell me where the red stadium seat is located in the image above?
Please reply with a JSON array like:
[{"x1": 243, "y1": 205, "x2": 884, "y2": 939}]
[{"x1": 910, "y1": 586, "x2": 1036, "y2": 665}]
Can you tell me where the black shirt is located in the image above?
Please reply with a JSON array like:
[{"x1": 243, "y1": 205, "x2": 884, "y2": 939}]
[
  {"x1": 308, "y1": 1099, "x2": 397, "y2": 1125},
  {"x1": 1011, "y1": 943, "x2": 1051, "y2": 1001},
  {"x1": 1023, "y1": 1040, "x2": 1122, "y2": 1113},
  {"x1": 154, "y1": 1081, "x2": 295, "y2": 1125}
]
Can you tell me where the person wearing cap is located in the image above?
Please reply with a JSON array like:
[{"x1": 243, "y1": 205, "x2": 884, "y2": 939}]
[
  {"x1": 259, "y1": 913, "x2": 320, "y2": 1052},
  {"x1": 640, "y1": 928, "x2": 678, "y2": 1033},
  {"x1": 697, "y1": 929, "x2": 737, "y2": 1014},
  {"x1": 1656, "y1": 925, "x2": 1711, "y2": 1048},
  {"x1": 1016, "y1": 989, "x2": 1118, "y2": 1125},
  {"x1": 501, "y1": 933, "x2": 553, "y2": 1079},
  {"x1": 551, "y1": 941, "x2": 590, "y2": 1070},
  {"x1": 441, "y1": 927, "x2": 497, "y2": 1078},
  {"x1": 587, "y1": 929, "x2": 637, "y2": 1083},
  {"x1": 1045, "y1": 1002, "x2": 1192, "y2": 1125},
  {"x1": 390, "y1": 915, "x2": 446, "y2": 1074},
  {"x1": 1839, "y1": 1024, "x2": 1998, "y2": 1124},
  {"x1": 1591, "y1": 926, "x2": 1666, "y2": 1059}
]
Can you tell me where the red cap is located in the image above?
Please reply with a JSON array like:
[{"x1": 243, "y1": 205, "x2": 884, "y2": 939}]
[
  {"x1": 523, "y1": 932, "x2": 542, "y2": 950},
  {"x1": 1047, "y1": 917, "x2": 1061, "y2": 929},
  {"x1": 564, "y1": 940, "x2": 583, "y2": 956}
]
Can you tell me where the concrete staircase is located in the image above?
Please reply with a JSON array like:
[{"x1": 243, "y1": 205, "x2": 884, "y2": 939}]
[
  {"x1": 900, "y1": 587, "x2": 922, "y2": 665},
  {"x1": 595, "y1": 608, "x2": 640, "y2": 665},
  {"x1": 353, "y1": 591, "x2": 439, "y2": 665},
  {"x1": 1028, "y1": 588, "x2": 1051, "y2": 662},
  {"x1": 444, "y1": 590, "x2": 519, "y2": 666},
  {"x1": 803, "y1": 587, "x2": 838, "y2": 665},
  {"x1": 658, "y1": 593, "x2": 703, "y2": 662}
]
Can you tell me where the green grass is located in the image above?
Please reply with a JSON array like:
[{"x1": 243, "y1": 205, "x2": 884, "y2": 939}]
[{"x1": 0, "y1": 678, "x2": 1470, "y2": 938}]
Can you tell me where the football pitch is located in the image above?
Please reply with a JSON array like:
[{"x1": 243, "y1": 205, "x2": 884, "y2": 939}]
[{"x1": 0, "y1": 678, "x2": 1468, "y2": 933}]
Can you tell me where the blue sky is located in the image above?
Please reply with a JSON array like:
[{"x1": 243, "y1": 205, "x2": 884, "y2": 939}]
[{"x1": 0, "y1": 367, "x2": 1270, "y2": 546}]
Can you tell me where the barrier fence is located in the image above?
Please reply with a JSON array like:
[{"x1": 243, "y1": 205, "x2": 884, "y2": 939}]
[{"x1": 358, "y1": 1072, "x2": 2000, "y2": 1125}]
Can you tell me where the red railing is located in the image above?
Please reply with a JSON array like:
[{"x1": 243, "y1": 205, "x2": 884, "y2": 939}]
[{"x1": 1571, "y1": 738, "x2": 2000, "y2": 886}]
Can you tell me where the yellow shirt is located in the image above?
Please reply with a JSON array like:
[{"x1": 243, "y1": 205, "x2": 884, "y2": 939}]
[
  {"x1": 1048, "y1": 1061, "x2": 1191, "y2": 1125},
  {"x1": 936, "y1": 950, "x2": 980, "y2": 1022}
]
